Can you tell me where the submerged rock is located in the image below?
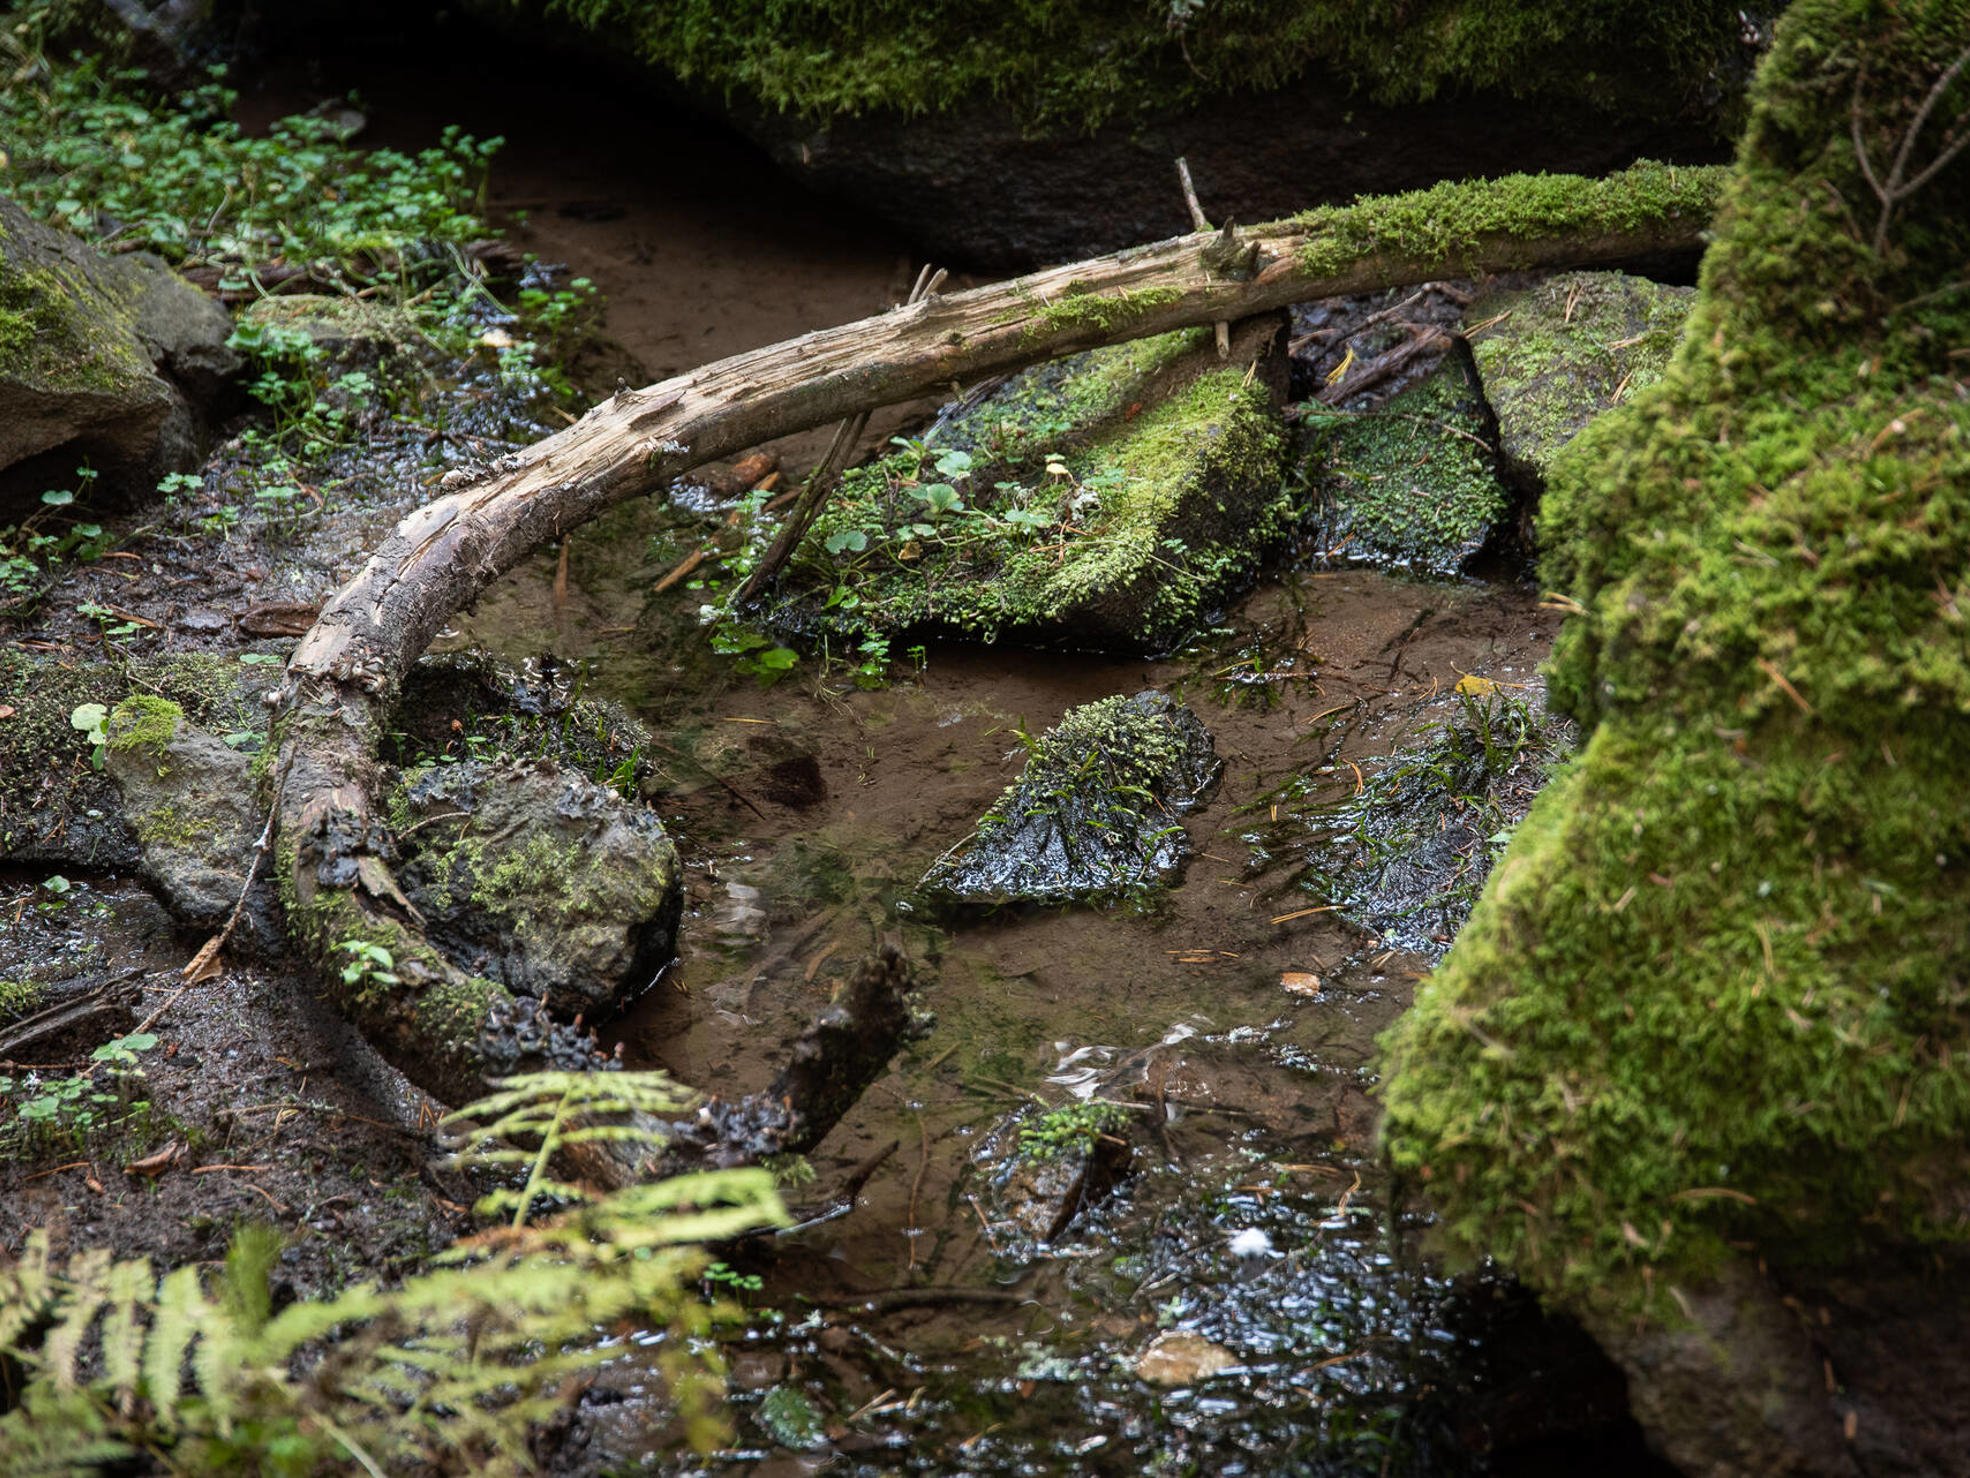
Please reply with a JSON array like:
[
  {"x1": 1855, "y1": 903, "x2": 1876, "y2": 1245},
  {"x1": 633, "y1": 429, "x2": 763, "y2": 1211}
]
[
  {"x1": 925, "y1": 691, "x2": 1219, "y2": 905},
  {"x1": 0, "y1": 196, "x2": 237, "y2": 509},
  {"x1": 766, "y1": 315, "x2": 1290, "y2": 654},
  {"x1": 1466, "y1": 271, "x2": 1694, "y2": 491},
  {"x1": 1304, "y1": 355, "x2": 1513, "y2": 575},
  {"x1": 394, "y1": 758, "x2": 682, "y2": 1017}
]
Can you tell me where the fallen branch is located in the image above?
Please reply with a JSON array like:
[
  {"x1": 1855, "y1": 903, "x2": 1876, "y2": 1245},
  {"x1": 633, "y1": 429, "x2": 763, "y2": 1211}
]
[{"x1": 267, "y1": 163, "x2": 1724, "y2": 1168}]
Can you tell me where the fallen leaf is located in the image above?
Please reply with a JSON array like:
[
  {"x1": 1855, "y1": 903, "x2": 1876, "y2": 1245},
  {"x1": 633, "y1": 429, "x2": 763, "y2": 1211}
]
[
  {"x1": 125, "y1": 1140, "x2": 184, "y2": 1179},
  {"x1": 1135, "y1": 1331, "x2": 1238, "y2": 1387},
  {"x1": 1454, "y1": 674, "x2": 1496, "y2": 696},
  {"x1": 1280, "y1": 971, "x2": 1323, "y2": 997},
  {"x1": 184, "y1": 934, "x2": 225, "y2": 982}
]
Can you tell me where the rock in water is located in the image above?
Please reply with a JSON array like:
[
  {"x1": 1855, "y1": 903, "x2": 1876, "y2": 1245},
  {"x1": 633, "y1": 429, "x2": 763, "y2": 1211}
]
[
  {"x1": 1465, "y1": 270, "x2": 1694, "y2": 491},
  {"x1": 925, "y1": 691, "x2": 1219, "y2": 905},
  {"x1": 0, "y1": 196, "x2": 237, "y2": 509},
  {"x1": 1305, "y1": 355, "x2": 1513, "y2": 575},
  {"x1": 393, "y1": 759, "x2": 682, "y2": 1017},
  {"x1": 768, "y1": 316, "x2": 1290, "y2": 654}
]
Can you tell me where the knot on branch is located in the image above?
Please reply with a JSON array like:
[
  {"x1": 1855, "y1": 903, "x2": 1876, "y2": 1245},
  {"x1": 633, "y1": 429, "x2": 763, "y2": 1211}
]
[{"x1": 1199, "y1": 220, "x2": 1259, "y2": 280}]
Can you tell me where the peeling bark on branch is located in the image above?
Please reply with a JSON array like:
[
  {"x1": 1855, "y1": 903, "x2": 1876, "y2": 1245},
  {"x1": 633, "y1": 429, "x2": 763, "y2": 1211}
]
[{"x1": 268, "y1": 163, "x2": 1723, "y2": 1174}]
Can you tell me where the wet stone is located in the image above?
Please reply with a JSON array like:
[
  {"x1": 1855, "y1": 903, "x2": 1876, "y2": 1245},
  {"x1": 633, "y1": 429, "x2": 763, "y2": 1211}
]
[
  {"x1": 393, "y1": 758, "x2": 682, "y2": 1017},
  {"x1": 923, "y1": 691, "x2": 1221, "y2": 905},
  {"x1": 1303, "y1": 355, "x2": 1513, "y2": 575}
]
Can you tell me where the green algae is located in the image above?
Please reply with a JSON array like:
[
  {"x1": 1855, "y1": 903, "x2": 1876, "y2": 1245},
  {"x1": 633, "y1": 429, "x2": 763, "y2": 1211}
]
[{"x1": 1376, "y1": 0, "x2": 1970, "y2": 1313}]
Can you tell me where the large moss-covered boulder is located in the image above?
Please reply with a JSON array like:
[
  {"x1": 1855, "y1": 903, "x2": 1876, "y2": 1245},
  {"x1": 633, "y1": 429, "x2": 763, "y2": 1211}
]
[
  {"x1": 924, "y1": 691, "x2": 1219, "y2": 905},
  {"x1": 393, "y1": 759, "x2": 683, "y2": 1017},
  {"x1": 765, "y1": 315, "x2": 1290, "y2": 654},
  {"x1": 1377, "y1": 3, "x2": 1970, "y2": 1471},
  {"x1": 1466, "y1": 270, "x2": 1694, "y2": 489},
  {"x1": 0, "y1": 195, "x2": 237, "y2": 508},
  {"x1": 1304, "y1": 357, "x2": 1512, "y2": 574}
]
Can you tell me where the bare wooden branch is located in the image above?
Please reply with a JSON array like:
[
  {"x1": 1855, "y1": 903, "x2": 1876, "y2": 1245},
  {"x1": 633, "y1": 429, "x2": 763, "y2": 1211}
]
[
  {"x1": 1175, "y1": 156, "x2": 1233, "y2": 359},
  {"x1": 266, "y1": 163, "x2": 1724, "y2": 1165}
]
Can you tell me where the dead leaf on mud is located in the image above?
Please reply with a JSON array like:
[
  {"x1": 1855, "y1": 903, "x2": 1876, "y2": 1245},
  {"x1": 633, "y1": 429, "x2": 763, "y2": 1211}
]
[
  {"x1": 125, "y1": 1140, "x2": 186, "y2": 1178},
  {"x1": 1280, "y1": 971, "x2": 1323, "y2": 996}
]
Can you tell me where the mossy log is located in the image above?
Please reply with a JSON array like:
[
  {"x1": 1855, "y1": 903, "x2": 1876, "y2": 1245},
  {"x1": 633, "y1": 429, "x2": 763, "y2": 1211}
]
[{"x1": 269, "y1": 163, "x2": 1722, "y2": 1176}]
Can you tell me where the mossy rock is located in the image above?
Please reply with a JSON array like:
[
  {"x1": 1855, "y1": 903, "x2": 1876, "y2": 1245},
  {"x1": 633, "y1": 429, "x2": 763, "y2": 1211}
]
[
  {"x1": 393, "y1": 757, "x2": 682, "y2": 1017},
  {"x1": 0, "y1": 195, "x2": 237, "y2": 509},
  {"x1": 0, "y1": 648, "x2": 266, "y2": 869},
  {"x1": 1466, "y1": 271, "x2": 1694, "y2": 490},
  {"x1": 1303, "y1": 355, "x2": 1512, "y2": 575},
  {"x1": 763, "y1": 315, "x2": 1291, "y2": 654},
  {"x1": 1377, "y1": 2, "x2": 1970, "y2": 1469},
  {"x1": 924, "y1": 691, "x2": 1220, "y2": 906}
]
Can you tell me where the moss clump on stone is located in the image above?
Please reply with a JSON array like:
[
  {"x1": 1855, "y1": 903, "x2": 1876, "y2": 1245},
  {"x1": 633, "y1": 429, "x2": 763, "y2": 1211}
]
[
  {"x1": 766, "y1": 324, "x2": 1290, "y2": 652},
  {"x1": 1294, "y1": 161, "x2": 1727, "y2": 279},
  {"x1": 1303, "y1": 357, "x2": 1510, "y2": 574},
  {"x1": 1466, "y1": 270, "x2": 1694, "y2": 487},
  {"x1": 104, "y1": 695, "x2": 186, "y2": 763},
  {"x1": 516, "y1": 0, "x2": 1749, "y2": 131},
  {"x1": 1377, "y1": 0, "x2": 1970, "y2": 1311}
]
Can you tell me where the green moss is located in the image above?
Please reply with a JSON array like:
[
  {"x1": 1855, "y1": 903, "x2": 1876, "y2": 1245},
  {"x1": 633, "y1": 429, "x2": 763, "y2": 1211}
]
[
  {"x1": 1376, "y1": 0, "x2": 1970, "y2": 1313},
  {"x1": 132, "y1": 800, "x2": 206, "y2": 852},
  {"x1": 1024, "y1": 286, "x2": 1182, "y2": 343},
  {"x1": 0, "y1": 979, "x2": 44, "y2": 1024},
  {"x1": 1295, "y1": 161, "x2": 1727, "y2": 278},
  {"x1": 1304, "y1": 358, "x2": 1510, "y2": 573},
  {"x1": 514, "y1": 0, "x2": 1749, "y2": 132},
  {"x1": 1467, "y1": 271, "x2": 1694, "y2": 484},
  {"x1": 104, "y1": 696, "x2": 185, "y2": 764},
  {"x1": 765, "y1": 326, "x2": 1289, "y2": 651},
  {"x1": 0, "y1": 241, "x2": 150, "y2": 394}
]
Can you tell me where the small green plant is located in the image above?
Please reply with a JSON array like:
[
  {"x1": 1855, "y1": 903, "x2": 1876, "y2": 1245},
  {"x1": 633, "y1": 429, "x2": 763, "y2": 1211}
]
[
  {"x1": 1017, "y1": 1099, "x2": 1135, "y2": 1161},
  {"x1": 336, "y1": 938, "x2": 401, "y2": 994},
  {"x1": 68, "y1": 703, "x2": 109, "y2": 768},
  {"x1": 0, "y1": 1031, "x2": 159, "y2": 1158}
]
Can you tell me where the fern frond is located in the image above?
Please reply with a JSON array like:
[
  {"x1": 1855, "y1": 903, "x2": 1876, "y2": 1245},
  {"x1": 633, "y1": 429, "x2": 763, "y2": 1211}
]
[
  {"x1": 43, "y1": 1246, "x2": 113, "y2": 1393},
  {"x1": 142, "y1": 1263, "x2": 209, "y2": 1428}
]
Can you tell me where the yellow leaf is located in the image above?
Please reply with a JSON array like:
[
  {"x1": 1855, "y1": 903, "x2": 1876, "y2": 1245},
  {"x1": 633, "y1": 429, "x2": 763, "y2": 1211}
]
[{"x1": 1455, "y1": 674, "x2": 1496, "y2": 696}]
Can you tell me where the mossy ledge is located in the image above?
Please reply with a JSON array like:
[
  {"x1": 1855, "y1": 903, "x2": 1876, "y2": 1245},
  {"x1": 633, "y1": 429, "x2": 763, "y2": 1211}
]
[{"x1": 1377, "y1": 0, "x2": 1970, "y2": 1313}]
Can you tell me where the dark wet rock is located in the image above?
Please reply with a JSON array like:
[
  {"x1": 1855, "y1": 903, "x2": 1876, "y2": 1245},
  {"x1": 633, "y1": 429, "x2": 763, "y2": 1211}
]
[
  {"x1": 1466, "y1": 271, "x2": 1694, "y2": 491},
  {"x1": 768, "y1": 315, "x2": 1291, "y2": 655},
  {"x1": 735, "y1": 83, "x2": 1734, "y2": 271},
  {"x1": 1286, "y1": 682, "x2": 1569, "y2": 960},
  {"x1": 925, "y1": 691, "x2": 1219, "y2": 905},
  {"x1": 1302, "y1": 354, "x2": 1513, "y2": 575},
  {"x1": 0, "y1": 196, "x2": 238, "y2": 510},
  {"x1": 393, "y1": 758, "x2": 682, "y2": 1017},
  {"x1": 100, "y1": 695, "x2": 274, "y2": 944}
]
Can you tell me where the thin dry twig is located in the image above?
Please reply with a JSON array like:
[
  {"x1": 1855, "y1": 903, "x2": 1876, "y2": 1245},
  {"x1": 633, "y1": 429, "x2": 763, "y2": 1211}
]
[
  {"x1": 1852, "y1": 44, "x2": 1970, "y2": 254},
  {"x1": 1176, "y1": 157, "x2": 1233, "y2": 359}
]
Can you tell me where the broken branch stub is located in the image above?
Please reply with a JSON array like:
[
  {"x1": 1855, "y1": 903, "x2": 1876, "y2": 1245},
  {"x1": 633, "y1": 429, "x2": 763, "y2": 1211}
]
[{"x1": 271, "y1": 163, "x2": 1725, "y2": 1162}]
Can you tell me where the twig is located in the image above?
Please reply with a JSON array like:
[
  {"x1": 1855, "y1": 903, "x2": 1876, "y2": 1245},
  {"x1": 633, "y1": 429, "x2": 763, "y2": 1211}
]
[
  {"x1": 1852, "y1": 44, "x2": 1970, "y2": 255},
  {"x1": 906, "y1": 1113, "x2": 931, "y2": 1271},
  {"x1": 731, "y1": 263, "x2": 949, "y2": 602},
  {"x1": 1176, "y1": 157, "x2": 1232, "y2": 360}
]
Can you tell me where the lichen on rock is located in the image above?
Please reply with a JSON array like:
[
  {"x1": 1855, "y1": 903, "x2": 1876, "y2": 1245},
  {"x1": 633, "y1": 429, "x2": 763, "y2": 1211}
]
[
  {"x1": 393, "y1": 757, "x2": 683, "y2": 1017},
  {"x1": 924, "y1": 690, "x2": 1220, "y2": 906}
]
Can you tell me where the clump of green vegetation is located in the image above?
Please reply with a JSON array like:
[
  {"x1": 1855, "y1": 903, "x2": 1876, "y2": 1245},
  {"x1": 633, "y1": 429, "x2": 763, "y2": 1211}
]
[
  {"x1": 926, "y1": 691, "x2": 1220, "y2": 905},
  {"x1": 0, "y1": 1071, "x2": 789, "y2": 1470},
  {"x1": 1300, "y1": 358, "x2": 1510, "y2": 574},
  {"x1": 0, "y1": 1030, "x2": 160, "y2": 1161},
  {"x1": 1377, "y1": 0, "x2": 1970, "y2": 1312},
  {"x1": 1293, "y1": 160, "x2": 1726, "y2": 279},
  {"x1": 743, "y1": 326, "x2": 1290, "y2": 658},
  {"x1": 1018, "y1": 1099, "x2": 1134, "y2": 1161},
  {"x1": 520, "y1": 0, "x2": 1749, "y2": 131}
]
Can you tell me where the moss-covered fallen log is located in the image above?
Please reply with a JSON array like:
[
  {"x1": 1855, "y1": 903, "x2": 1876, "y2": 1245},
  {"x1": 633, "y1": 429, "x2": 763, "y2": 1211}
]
[{"x1": 269, "y1": 162, "x2": 1724, "y2": 1173}]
